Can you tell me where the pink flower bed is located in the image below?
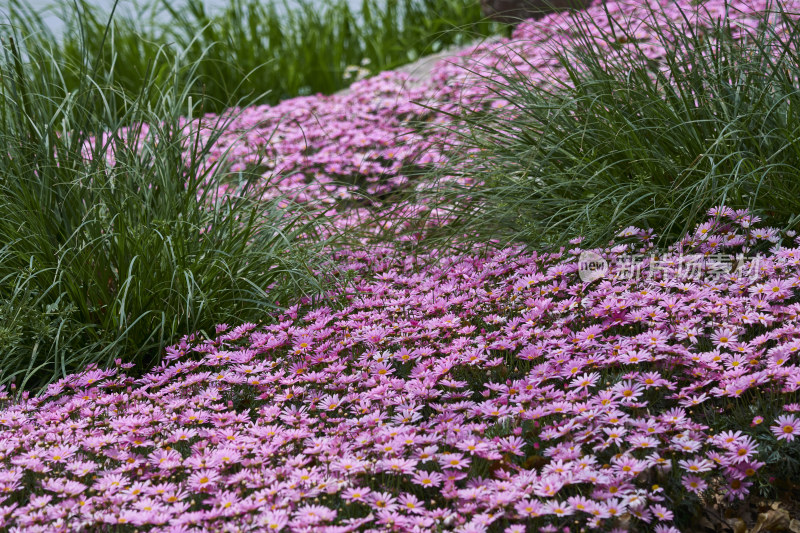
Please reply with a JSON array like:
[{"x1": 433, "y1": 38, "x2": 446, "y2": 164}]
[
  {"x1": 1, "y1": 210, "x2": 799, "y2": 531},
  {"x1": 5, "y1": 0, "x2": 800, "y2": 531}
]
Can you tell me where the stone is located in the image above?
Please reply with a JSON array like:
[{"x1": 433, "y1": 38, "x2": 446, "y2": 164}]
[{"x1": 480, "y1": 0, "x2": 596, "y2": 24}]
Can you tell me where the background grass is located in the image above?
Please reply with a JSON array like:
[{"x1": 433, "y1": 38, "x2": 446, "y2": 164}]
[
  {"x1": 427, "y1": 1, "x2": 800, "y2": 248},
  {"x1": 0, "y1": 27, "x2": 331, "y2": 391},
  {"x1": 6, "y1": 0, "x2": 507, "y2": 119}
]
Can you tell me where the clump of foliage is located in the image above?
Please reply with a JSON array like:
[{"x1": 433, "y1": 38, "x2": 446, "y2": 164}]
[{"x1": 0, "y1": 26, "x2": 328, "y2": 390}]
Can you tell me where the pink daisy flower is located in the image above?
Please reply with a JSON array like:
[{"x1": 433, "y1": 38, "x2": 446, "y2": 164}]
[{"x1": 771, "y1": 415, "x2": 800, "y2": 442}]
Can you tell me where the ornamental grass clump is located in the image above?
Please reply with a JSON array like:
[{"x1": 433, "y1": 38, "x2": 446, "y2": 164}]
[
  {"x1": 429, "y1": 0, "x2": 800, "y2": 248},
  {"x1": 0, "y1": 26, "x2": 328, "y2": 391}
]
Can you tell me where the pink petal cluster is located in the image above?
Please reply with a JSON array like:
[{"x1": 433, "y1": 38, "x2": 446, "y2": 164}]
[{"x1": 1, "y1": 208, "x2": 799, "y2": 531}]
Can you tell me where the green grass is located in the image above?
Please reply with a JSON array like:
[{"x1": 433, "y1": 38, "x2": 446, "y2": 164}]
[
  {"x1": 0, "y1": 27, "x2": 330, "y2": 391},
  {"x1": 428, "y1": 1, "x2": 800, "y2": 248},
  {"x1": 7, "y1": 0, "x2": 507, "y2": 118}
]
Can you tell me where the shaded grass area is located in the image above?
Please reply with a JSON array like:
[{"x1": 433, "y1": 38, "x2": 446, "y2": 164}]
[
  {"x1": 427, "y1": 1, "x2": 800, "y2": 248},
  {"x1": 6, "y1": 0, "x2": 507, "y2": 118}
]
